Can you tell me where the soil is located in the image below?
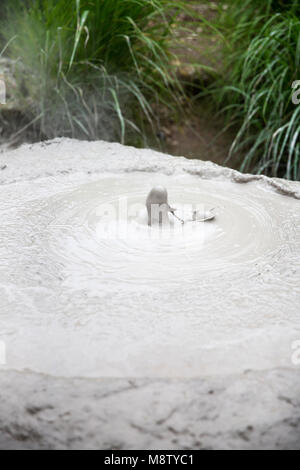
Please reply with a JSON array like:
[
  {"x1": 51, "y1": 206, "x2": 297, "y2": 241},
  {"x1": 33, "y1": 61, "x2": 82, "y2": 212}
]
[
  {"x1": 155, "y1": 102, "x2": 239, "y2": 168},
  {"x1": 155, "y1": 1, "x2": 239, "y2": 168}
]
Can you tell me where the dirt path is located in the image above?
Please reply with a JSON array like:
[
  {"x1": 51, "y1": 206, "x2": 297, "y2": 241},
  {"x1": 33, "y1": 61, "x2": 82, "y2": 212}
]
[
  {"x1": 156, "y1": 103, "x2": 238, "y2": 168},
  {"x1": 158, "y1": 1, "x2": 239, "y2": 168}
]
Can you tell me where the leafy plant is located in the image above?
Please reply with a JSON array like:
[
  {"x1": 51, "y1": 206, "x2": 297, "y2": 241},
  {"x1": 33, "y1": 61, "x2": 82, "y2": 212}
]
[
  {"x1": 210, "y1": 0, "x2": 300, "y2": 180},
  {"x1": 0, "y1": 0, "x2": 190, "y2": 144}
]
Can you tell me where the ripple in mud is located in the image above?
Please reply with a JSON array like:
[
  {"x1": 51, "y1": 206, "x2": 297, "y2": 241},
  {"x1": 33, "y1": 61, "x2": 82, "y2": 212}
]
[
  {"x1": 0, "y1": 171, "x2": 299, "y2": 378},
  {"x1": 39, "y1": 174, "x2": 294, "y2": 285}
]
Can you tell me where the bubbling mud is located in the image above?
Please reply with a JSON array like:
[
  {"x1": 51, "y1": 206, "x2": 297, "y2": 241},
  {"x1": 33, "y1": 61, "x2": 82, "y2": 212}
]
[
  {"x1": 44, "y1": 173, "x2": 297, "y2": 288},
  {"x1": 0, "y1": 144, "x2": 299, "y2": 378}
]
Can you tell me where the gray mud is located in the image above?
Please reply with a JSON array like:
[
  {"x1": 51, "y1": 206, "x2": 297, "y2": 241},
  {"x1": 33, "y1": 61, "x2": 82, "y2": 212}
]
[{"x1": 0, "y1": 138, "x2": 299, "y2": 449}]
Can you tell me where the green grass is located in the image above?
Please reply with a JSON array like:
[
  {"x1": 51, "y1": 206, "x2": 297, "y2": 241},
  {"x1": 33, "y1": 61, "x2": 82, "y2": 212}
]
[
  {"x1": 0, "y1": 0, "x2": 193, "y2": 145},
  {"x1": 208, "y1": 0, "x2": 300, "y2": 180}
]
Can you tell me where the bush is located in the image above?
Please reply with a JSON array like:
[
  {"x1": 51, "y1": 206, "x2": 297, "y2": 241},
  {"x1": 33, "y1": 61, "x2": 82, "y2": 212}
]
[
  {"x1": 210, "y1": 0, "x2": 300, "y2": 180},
  {"x1": 0, "y1": 0, "x2": 188, "y2": 144}
]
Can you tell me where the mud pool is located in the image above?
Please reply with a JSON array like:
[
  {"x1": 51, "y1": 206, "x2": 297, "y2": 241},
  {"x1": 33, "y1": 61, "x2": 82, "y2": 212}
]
[{"x1": 0, "y1": 139, "x2": 299, "y2": 379}]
